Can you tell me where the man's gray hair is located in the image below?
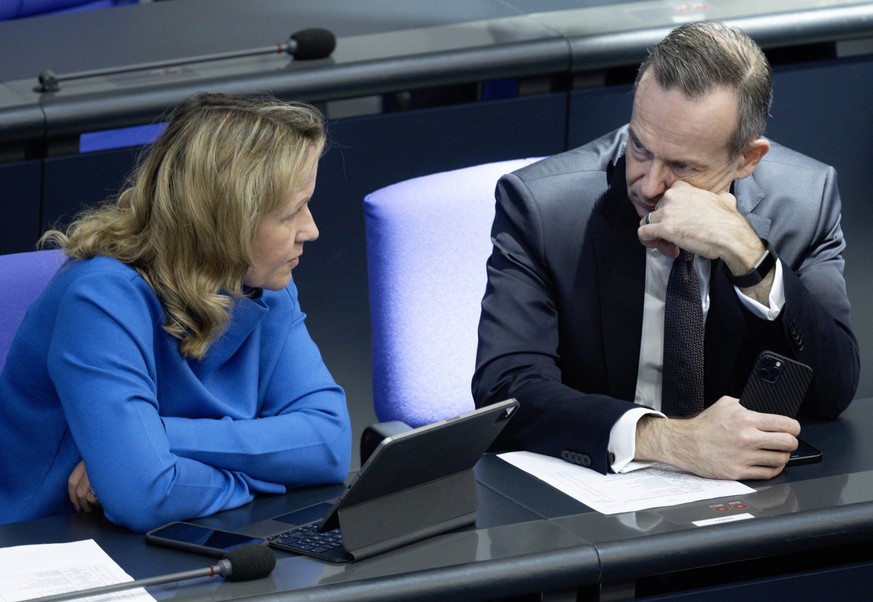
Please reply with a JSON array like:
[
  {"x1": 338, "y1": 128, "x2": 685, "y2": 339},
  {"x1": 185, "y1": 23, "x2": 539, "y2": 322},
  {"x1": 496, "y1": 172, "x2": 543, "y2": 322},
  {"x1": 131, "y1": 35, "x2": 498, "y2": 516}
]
[{"x1": 636, "y1": 21, "x2": 773, "y2": 159}]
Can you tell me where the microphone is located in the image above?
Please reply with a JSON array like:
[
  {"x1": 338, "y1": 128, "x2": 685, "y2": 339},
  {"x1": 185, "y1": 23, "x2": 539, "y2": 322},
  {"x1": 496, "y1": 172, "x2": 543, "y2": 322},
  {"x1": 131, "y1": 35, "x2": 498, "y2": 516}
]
[
  {"x1": 25, "y1": 544, "x2": 276, "y2": 602},
  {"x1": 36, "y1": 27, "x2": 337, "y2": 92},
  {"x1": 285, "y1": 27, "x2": 337, "y2": 60}
]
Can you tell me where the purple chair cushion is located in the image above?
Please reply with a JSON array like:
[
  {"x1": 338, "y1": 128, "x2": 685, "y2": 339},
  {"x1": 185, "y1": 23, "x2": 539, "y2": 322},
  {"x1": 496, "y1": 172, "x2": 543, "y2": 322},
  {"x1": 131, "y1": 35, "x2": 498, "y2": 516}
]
[
  {"x1": 364, "y1": 158, "x2": 540, "y2": 427},
  {"x1": 0, "y1": 0, "x2": 135, "y2": 20},
  {"x1": 0, "y1": 249, "x2": 65, "y2": 371}
]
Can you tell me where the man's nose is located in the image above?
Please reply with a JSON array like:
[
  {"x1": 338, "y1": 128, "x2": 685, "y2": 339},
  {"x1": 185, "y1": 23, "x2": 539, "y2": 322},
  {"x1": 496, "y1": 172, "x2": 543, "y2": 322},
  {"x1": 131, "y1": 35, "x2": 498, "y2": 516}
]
[{"x1": 640, "y1": 160, "x2": 673, "y2": 200}]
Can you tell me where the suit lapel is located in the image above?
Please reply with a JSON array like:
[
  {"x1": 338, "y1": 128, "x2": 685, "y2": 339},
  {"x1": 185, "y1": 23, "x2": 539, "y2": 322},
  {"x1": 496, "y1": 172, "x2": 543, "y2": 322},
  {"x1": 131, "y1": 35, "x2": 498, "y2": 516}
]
[
  {"x1": 593, "y1": 158, "x2": 646, "y2": 401},
  {"x1": 734, "y1": 173, "x2": 772, "y2": 239}
]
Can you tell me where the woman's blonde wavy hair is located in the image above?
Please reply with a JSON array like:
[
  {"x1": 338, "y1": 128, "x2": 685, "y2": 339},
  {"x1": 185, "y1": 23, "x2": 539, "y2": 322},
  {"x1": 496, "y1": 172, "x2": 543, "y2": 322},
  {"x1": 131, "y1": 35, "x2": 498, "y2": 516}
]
[{"x1": 41, "y1": 93, "x2": 327, "y2": 360}]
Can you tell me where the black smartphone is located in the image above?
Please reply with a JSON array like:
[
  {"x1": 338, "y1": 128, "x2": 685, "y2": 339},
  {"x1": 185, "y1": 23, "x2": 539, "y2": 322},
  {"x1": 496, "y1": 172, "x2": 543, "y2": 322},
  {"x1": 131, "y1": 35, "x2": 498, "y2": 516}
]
[
  {"x1": 789, "y1": 438, "x2": 822, "y2": 466},
  {"x1": 741, "y1": 350, "x2": 820, "y2": 465},
  {"x1": 145, "y1": 522, "x2": 265, "y2": 558},
  {"x1": 740, "y1": 350, "x2": 813, "y2": 417}
]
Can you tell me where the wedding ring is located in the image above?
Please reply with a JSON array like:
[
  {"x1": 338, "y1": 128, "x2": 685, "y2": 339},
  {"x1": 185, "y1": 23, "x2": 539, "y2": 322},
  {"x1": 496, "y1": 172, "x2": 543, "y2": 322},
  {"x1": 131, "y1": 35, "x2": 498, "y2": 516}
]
[
  {"x1": 645, "y1": 212, "x2": 652, "y2": 225},
  {"x1": 88, "y1": 488, "x2": 97, "y2": 500}
]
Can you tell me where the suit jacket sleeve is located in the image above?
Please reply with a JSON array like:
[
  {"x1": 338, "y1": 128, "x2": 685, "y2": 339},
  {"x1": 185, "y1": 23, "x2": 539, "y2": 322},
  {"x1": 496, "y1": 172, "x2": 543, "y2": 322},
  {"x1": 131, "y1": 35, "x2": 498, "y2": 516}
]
[
  {"x1": 473, "y1": 166, "x2": 636, "y2": 474},
  {"x1": 735, "y1": 152, "x2": 859, "y2": 419}
]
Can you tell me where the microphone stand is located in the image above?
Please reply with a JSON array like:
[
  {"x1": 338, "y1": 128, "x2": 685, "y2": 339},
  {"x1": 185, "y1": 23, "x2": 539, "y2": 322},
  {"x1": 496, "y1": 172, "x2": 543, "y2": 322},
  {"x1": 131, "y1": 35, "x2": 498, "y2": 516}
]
[
  {"x1": 24, "y1": 559, "x2": 231, "y2": 602},
  {"x1": 36, "y1": 40, "x2": 298, "y2": 93}
]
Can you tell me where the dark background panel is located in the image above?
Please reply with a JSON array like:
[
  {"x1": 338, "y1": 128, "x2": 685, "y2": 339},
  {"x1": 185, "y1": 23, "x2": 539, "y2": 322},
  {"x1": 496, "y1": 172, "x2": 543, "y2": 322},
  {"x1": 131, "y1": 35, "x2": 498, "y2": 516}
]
[
  {"x1": 41, "y1": 146, "x2": 143, "y2": 234},
  {"x1": 766, "y1": 55, "x2": 873, "y2": 401},
  {"x1": 568, "y1": 84, "x2": 633, "y2": 147},
  {"x1": 0, "y1": 160, "x2": 42, "y2": 254}
]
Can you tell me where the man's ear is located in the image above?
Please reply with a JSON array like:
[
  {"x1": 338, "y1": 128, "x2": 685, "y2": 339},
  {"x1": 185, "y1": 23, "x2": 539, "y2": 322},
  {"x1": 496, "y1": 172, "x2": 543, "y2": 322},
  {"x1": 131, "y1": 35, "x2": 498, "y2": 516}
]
[{"x1": 735, "y1": 138, "x2": 771, "y2": 179}]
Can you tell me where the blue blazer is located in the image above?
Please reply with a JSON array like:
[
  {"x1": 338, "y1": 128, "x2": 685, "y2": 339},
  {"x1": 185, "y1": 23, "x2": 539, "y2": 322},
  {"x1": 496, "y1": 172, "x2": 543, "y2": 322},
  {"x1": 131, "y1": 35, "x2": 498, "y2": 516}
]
[{"x1": 473, "y1": 126, "x2": 859, "y2": 474}]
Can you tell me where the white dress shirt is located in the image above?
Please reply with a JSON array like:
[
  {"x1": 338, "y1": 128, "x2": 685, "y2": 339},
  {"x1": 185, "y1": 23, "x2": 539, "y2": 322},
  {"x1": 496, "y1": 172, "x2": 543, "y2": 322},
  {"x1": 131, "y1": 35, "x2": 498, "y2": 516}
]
[{"x1": 608, "y1": 247, "x2": 786, "y2": 473}]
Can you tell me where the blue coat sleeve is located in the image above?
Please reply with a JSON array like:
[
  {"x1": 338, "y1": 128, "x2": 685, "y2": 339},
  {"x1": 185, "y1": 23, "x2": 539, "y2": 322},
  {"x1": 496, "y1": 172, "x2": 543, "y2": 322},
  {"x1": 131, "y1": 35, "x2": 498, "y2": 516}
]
[
  {"x1": 49, "y1": 271, "x2": 257, "y2": 532},
  {"x1": 49, "y1": 272, "x2": 350, "y2": 533},
  {"x1": 161, "y1": 282, "x2": 351, "y2": 487}
]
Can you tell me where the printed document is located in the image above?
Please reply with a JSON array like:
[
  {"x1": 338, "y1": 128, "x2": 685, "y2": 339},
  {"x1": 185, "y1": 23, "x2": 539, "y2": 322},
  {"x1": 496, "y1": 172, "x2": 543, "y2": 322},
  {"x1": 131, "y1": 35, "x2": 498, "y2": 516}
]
[
  {"x1": 0, "y1": 539, "x2": 154, "y2": 601},
  {"x1": 499, "y1": 451, "x2": 754, "y2": 514}
]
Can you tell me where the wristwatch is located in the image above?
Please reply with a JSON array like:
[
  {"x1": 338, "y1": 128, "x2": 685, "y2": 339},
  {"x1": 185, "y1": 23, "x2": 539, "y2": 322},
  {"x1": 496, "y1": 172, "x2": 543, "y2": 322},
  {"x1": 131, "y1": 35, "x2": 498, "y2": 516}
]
[{"x1": 726, "y1": 239, "x2": 776, "y2": 288}]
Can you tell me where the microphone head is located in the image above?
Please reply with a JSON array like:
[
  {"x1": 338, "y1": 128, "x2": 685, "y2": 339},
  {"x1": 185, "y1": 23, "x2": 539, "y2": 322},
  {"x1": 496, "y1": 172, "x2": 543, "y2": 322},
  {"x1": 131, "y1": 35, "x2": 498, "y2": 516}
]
[
  {"x1": 289, "y1": 27, "x2": 336, "y2": 60},
  {"x1": 222, "y1": 544, "x2": 277, "y2": 582}
]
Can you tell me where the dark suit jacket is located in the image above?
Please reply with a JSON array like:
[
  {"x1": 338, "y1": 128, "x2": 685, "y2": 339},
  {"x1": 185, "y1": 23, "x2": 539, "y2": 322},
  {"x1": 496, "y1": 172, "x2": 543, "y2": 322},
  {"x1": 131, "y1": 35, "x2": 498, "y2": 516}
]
[{"x1": 473, "y1": 126, "x2": 859, "y2": 474}]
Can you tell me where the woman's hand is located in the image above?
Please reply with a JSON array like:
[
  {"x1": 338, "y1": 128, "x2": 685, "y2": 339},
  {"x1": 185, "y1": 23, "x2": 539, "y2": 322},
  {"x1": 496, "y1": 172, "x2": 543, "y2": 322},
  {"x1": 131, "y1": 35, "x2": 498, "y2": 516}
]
[{"x1": 68, "y1": 460, "x2": 101, "y2": 512}]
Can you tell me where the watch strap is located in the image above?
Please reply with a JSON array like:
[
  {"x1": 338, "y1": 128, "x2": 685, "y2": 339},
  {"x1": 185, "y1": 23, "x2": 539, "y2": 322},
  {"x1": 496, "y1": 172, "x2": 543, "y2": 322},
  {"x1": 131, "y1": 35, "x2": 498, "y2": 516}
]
[{"x1": 727, "y1": 240, "x2": 776, "y2": 288}]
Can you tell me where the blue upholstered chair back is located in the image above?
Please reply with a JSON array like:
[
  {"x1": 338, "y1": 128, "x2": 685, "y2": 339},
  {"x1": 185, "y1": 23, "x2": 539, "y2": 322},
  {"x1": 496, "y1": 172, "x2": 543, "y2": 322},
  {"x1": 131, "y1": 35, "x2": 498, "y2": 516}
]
[
  {"x1": 0, "y1": 0, "x2": 136, "y2": 20},
  {"x1": 0, "y1": 249, "x2": 65, "y2": 371},
  {"x1": 363, "y1": 158, "x2": 540, "y2": 427}
]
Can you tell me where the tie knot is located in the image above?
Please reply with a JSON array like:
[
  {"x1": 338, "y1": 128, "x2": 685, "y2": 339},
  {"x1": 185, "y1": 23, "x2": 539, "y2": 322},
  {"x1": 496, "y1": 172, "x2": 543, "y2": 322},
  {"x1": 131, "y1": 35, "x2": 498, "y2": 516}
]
[{"x1": 678, "y1": 249, "x2": 695, "y2": 264}]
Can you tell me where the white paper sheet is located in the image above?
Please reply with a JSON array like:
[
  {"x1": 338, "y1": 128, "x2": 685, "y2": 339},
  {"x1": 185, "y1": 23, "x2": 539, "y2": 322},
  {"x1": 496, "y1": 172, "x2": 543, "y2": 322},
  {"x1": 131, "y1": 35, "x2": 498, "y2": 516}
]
[
  {"x1": 0, "y1": 539, "x2": 155, "y2": 602},
  {"x1": 498, "y1": 451, "x2": 755, "y2": 515}
]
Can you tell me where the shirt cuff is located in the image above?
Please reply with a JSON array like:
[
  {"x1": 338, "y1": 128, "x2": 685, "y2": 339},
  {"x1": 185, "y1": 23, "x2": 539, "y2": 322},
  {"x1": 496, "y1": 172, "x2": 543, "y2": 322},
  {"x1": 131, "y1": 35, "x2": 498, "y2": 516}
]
[
  {"x1": 608, "y1": 406, "x2": 664, "y2": 473},
  {"x1": 735, "y1": 258, "x2": 785, "y2": 320}
]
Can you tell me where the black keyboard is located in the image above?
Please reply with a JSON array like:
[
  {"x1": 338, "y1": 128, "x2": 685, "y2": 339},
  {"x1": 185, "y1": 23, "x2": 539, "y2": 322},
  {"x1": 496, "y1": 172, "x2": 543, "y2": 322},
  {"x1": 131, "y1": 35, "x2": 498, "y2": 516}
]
[{"x1": 267, "y1": 523, "x2": 350, "y2": 562}]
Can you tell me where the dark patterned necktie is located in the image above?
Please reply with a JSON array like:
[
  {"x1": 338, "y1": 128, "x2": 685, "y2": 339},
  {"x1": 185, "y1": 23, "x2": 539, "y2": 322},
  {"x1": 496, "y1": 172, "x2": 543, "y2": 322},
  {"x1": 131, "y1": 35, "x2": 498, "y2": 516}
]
[{"x1": 662, "y1": 249, "x2": 704, "y2": 417}]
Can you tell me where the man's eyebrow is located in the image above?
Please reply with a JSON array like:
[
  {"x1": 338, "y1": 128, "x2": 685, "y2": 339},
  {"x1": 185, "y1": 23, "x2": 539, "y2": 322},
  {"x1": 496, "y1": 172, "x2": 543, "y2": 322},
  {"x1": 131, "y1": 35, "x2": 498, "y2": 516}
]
[
  {"x1": 627, "y1": 126, "x2": 646, "y2": 150},
  {"x1": 628, "y1": 125, "x2": 702, "y2": 169}
]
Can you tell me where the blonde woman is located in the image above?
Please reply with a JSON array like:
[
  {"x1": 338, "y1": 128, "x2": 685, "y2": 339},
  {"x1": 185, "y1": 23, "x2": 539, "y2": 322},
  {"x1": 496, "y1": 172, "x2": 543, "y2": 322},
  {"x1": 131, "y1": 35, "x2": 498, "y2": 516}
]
[{"x1": 0, "y1": 93, "x2": 351, "y2": 532}]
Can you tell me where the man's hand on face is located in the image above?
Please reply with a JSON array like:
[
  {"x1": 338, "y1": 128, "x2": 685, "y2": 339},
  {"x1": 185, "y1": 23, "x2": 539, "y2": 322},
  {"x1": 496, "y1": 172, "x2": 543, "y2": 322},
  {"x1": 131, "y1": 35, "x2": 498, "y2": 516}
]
[
  {"x1": 637, "y1": 179, "x2": 775, "y2": 302},
  {"x1": 637, "y1": 180, "x2": 756, "y2": 259}
]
